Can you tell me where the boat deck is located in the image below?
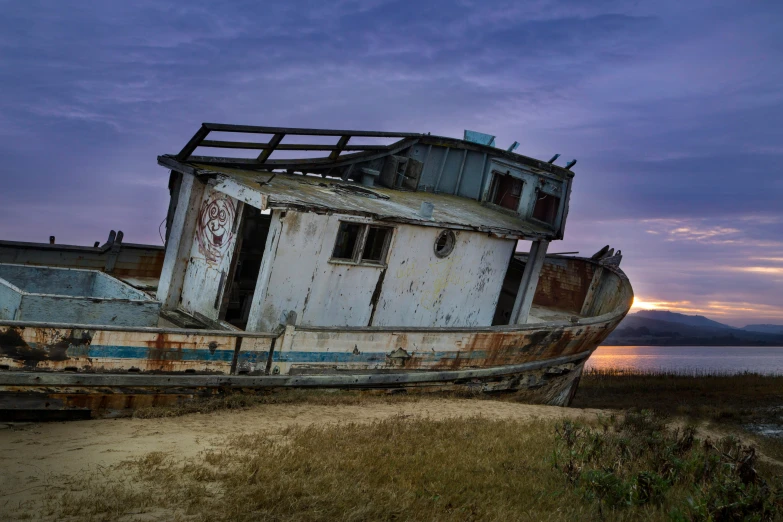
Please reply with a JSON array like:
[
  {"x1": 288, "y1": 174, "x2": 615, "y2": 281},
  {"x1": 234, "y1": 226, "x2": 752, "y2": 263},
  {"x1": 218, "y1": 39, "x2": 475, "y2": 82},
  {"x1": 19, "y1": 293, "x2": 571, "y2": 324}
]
[
  {"x1": 527, "y1": 305, "x2": 583, "y2": 324},
  {"x1": 151, "y1": 304, "x2": 580, "y2": 332}
]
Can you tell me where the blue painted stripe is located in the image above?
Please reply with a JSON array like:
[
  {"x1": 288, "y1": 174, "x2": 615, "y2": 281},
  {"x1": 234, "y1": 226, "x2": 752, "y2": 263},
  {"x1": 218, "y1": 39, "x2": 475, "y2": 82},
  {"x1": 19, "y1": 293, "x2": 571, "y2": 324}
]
[
  {"x1": 272, "y1": 351, "x2": 387, "y2": 363},
  {"x1": 34, "y1": 343, "x2": 507, "y2": 366},
  {"x1": 236, "y1": 351, "x2": 270, "y2": 364},
  {"x1": 64, "y1": 345, "x2": 237, "y2": 362}
]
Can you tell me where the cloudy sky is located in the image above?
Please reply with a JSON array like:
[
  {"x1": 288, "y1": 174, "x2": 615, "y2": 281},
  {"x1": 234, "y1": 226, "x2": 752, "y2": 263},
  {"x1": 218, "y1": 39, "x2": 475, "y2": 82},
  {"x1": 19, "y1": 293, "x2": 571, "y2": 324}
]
[{"x1": 0, "y1": 0, "x2": 780, "y2": 326}]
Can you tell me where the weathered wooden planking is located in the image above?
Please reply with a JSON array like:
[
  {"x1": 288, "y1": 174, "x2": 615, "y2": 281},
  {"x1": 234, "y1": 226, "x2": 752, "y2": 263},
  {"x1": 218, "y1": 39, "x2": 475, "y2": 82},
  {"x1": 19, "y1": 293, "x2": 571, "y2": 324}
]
[{"x1": 0, "y1": 351, "x2": 589, "y2": 388}]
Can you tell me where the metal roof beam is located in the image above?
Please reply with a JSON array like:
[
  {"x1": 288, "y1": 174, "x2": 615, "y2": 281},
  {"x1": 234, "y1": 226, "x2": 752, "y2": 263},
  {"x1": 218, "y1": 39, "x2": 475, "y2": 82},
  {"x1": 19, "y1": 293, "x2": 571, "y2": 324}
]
[
  {"x1": 257, "y1": 133, "x2": 285, "y2": 163},
  {"x1": 199, "y1": 140, "x2": 387, "y2": 152},
  {"x1": 203, "y1": 122, "x2": 421, "y2": 138}
]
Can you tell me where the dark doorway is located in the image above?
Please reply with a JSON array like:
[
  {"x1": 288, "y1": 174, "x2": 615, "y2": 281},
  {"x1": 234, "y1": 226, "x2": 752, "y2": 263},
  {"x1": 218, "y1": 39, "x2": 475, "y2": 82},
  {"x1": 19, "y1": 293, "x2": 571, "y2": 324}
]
[
  {"x1": 220, "y1": 206, "x2": 271, "y2": 328},
  {"x1": 493, "y1": 253, "x2": 526, "y2": 325}
]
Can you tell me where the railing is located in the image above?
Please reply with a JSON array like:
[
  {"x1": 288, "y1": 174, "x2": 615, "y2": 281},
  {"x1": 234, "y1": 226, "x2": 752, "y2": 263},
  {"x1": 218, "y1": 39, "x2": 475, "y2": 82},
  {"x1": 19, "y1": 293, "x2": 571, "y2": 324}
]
[{"x1": 175, "y1": 123, "x2": 423, "y2": 169}]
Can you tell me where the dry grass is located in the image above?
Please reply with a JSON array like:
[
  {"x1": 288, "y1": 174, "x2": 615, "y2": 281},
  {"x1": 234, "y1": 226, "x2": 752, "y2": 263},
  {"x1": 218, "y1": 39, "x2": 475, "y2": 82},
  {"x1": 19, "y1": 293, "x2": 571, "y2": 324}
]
[
  {"x1": 132, "y1": 389, "x2": 426, "y2": 419},
  {"x1": 33, "y1": 413, "x2": 783, "y2": 522},
  {"x1": 574, "y1": 369, "x2": 783, "y2": 420},
  {"x1": 13, "y1": 372, "x2": 783, "y2": 521},
  {"x1": 575, "y1": 369, "x2": 783, "y2": 471}
]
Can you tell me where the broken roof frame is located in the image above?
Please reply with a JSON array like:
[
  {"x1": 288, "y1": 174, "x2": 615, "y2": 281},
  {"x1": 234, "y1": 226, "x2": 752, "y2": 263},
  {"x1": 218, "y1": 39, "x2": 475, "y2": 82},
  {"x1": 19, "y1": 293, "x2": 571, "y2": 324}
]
[
  {"x1": 168, "y1": 122, "x2": 574, "y2": 177},
  {"x1": 160, "y1": 123, "x2": 576, "y2": 241}
]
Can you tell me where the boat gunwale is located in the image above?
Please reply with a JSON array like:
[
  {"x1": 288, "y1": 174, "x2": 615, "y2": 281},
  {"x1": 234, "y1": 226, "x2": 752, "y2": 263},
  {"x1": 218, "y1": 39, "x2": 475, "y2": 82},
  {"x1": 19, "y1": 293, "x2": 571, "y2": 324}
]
[
  {"x1": 0, "y1": 263, "x2": 156, "y2": 305},
  {"x1": 0, "y1": 239, "x2": 164, "y2": 254}
]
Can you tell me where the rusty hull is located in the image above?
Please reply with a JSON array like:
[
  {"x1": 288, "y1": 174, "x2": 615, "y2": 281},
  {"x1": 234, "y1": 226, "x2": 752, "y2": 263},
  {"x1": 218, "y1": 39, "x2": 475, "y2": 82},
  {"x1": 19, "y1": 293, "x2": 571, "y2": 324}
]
[{"x1": 0, "y1": 257, "x2": 632, "y2": 418}]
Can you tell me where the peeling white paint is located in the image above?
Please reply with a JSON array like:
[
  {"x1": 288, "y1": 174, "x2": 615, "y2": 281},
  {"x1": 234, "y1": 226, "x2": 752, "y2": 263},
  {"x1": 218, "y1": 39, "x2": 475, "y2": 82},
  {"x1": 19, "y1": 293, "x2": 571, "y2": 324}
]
[
  {"x1": 245, "y1": 210, "x2": 515, "y2": 331},
  {"x1": 373, "y1": 227, "x2": 514, "y2": 327}
]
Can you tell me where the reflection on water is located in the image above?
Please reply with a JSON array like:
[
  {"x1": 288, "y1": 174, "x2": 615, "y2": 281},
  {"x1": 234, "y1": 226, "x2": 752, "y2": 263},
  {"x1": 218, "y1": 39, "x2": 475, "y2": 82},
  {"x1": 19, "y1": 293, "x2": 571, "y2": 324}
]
[{"x1": 587, "y1": 346, "x2": 783, "y2": 375}]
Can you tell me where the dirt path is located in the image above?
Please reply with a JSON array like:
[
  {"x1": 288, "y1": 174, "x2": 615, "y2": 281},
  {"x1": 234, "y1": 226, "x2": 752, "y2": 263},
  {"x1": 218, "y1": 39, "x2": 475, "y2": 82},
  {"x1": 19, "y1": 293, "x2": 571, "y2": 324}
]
[{"x1": 0, "y1": 399, "x2": 606, "y2": 517}]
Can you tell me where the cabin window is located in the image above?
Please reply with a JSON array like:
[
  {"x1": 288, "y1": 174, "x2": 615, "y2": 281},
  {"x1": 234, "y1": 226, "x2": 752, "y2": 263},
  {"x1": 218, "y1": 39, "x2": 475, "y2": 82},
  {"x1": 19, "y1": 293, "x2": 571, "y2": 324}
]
[
  {"x1": 331, "y1": 222, "x2": 393, "y2": 265},
  {"x1": 488, "y1": 172, "x2": 523, "y2": 211},
  {"x1": 532, "y1": 190, "x2": 561, "y2": 225},
  {"x1": 332, "y1": 222, "x2": 363, "y2": 260},
  {"x1": 434, "y1": 230, "x2": 456, "y2": 258},
  {"x1": 362, "y1": 226, "x2": 392, "y2": 263}
]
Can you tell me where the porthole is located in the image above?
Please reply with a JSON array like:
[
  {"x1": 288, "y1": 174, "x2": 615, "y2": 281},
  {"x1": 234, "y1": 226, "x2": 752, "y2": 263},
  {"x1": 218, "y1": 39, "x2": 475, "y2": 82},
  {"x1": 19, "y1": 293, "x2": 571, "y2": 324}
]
[{"x1": 434, "y1": 230, "x2": 456, "y2": 258}]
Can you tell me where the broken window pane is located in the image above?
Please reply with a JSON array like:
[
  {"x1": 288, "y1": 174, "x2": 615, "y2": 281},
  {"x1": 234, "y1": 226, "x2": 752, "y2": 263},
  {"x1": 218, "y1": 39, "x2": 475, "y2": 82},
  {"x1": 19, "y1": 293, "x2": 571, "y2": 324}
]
[
  {"x1": 532, "y1": 190, "x2": 560, "y2": 225},
  {"x1": 489, "y1": 172, "x2": 523, "y2": 211},
  {"x1": 362, "y1": 226, "x2": 392, "y2": 263},
  {"x1": 332, "y1": 222, "x2": 362, "y2": 260}
]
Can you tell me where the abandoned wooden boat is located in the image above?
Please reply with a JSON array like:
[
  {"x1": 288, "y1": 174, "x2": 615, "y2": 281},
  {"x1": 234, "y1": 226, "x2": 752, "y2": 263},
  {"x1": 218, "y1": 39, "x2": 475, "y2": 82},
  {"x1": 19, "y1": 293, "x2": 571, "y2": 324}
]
[{"x1": 0, "y1": 124, "x2": 633, "y2": 419}]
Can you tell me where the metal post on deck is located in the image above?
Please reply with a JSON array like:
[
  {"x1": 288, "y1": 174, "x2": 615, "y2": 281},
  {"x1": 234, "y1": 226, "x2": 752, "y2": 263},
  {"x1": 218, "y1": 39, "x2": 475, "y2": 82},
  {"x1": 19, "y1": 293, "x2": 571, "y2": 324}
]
[{"x1": 510, "y1": 239, "x2": 550, "y2": 324}]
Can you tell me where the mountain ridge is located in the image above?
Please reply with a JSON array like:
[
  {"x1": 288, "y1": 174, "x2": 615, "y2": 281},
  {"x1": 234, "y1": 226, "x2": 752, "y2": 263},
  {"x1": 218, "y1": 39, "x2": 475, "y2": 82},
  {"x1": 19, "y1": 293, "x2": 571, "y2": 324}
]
[
  {"x1": 631, "y1": 310, "x2": 733, "y2": 329},
  {"x1": 605, "y1": 310, "x2": 783, "y2": 346}
]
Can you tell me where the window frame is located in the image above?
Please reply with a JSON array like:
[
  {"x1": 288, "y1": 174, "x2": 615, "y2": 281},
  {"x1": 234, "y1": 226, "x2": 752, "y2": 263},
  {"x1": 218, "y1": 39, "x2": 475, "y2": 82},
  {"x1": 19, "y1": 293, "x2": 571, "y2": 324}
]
[
  {"x1": 487, "y1": 170, "x2": 524, "y2": 212},
  {"x1": 329, "y1": 221, "x2": 395, "y2": 267},
  {"x1": 529, "y1": 189, "x2": 562, "y2": 228}
]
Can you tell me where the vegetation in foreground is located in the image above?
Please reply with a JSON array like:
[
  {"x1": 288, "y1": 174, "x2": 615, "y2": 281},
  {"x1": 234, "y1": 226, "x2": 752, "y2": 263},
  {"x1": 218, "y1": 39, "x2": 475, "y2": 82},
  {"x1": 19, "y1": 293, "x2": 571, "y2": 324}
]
[
  {"x1": 576, "y1": 370, "x2": 783, "y2": 428},
  {"x1": 131, "y1": 388, "x2": 423, "y2": 419},
  {"x1": 575, "y1": 369, "x2": 783, "y2": 419},
  {"x1": 28, "y1": 412, "x2": 783, "y2": 522}
]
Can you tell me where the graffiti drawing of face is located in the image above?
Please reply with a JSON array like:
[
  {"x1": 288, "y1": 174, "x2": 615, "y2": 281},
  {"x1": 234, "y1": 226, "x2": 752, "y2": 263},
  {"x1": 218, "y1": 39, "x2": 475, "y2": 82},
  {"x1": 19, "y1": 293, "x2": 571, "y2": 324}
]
[{"x1": 196, "y1": 193, "x2": 236, "y2": 264}]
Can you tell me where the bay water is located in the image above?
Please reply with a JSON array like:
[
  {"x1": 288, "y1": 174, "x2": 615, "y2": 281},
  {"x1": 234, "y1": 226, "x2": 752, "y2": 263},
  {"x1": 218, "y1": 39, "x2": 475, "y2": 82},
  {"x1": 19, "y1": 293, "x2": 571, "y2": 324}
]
[{"x1": 587, "y1": 345, "x2": 783, "y2": 375}]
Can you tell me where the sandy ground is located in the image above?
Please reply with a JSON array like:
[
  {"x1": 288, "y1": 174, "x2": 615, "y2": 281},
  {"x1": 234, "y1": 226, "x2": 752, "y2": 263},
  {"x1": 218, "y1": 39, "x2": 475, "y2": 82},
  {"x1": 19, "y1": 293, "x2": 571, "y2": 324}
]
[{"x1": 0, "y1": 399, "x2": 606, "y2": 517}]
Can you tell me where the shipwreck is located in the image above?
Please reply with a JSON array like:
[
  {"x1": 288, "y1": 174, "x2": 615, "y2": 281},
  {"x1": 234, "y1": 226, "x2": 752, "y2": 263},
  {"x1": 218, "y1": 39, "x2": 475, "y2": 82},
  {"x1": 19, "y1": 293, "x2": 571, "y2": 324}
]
[{"x1": 0, "y1": 124, "x2": 632, "y2": 419}]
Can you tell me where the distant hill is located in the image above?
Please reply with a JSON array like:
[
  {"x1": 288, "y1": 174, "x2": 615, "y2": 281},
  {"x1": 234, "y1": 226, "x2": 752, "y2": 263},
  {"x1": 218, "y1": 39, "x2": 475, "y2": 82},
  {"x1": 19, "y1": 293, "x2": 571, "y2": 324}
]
[
  {"x1": 631, "y1": 310, "x2": 733, "y2": 330},
  {"x1": 605, "y1": 311, "x2": 783, "y2": 346},
  {"x1": 742, "y1": 324, "x2": 783, "y2": 335}
]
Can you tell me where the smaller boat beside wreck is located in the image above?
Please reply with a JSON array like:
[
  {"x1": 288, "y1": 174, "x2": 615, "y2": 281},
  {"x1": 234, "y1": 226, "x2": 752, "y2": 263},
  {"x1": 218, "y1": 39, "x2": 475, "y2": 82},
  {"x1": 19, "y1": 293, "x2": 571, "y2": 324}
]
[{"x1": 0, "y1": 124, "x2": 633, "y2": 419}]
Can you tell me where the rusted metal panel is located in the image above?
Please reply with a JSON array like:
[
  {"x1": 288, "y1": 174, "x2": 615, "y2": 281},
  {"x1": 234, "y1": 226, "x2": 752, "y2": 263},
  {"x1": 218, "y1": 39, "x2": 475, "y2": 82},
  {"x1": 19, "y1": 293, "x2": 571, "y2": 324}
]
[
  {"x1": 0, "y1": 351, "x2": 591, "y2": 388},
  {"x1": 269, "y1": 315, "x2": 621, "y2": 376},
  {"x1": 0, "y1": 358, "x2": 585, "y2": 419}
]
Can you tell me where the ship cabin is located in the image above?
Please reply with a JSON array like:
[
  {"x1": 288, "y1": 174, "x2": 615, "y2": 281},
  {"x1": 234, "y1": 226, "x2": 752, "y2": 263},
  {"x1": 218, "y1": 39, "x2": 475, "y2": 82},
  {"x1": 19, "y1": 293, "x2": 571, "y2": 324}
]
[{"x1": 155, "y1": 124, "x2": 577, "y2": 334}]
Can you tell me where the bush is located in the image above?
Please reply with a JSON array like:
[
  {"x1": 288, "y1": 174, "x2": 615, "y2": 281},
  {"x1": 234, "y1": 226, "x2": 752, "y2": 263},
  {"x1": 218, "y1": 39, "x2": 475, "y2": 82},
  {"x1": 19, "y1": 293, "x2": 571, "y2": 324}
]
[{"x1": 553, "y1": 411, "x2": 783, "y2": 520}]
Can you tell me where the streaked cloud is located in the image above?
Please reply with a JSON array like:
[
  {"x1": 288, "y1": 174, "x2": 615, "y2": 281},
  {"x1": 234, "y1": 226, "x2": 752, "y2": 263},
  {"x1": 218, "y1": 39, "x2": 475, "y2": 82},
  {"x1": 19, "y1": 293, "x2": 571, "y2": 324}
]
[
  {"x1": 633, "y1": 297, "x2": 783, "y2": 323},
  {"x1": 0, "y1": 0, "x2": 780, "y2": 326}
]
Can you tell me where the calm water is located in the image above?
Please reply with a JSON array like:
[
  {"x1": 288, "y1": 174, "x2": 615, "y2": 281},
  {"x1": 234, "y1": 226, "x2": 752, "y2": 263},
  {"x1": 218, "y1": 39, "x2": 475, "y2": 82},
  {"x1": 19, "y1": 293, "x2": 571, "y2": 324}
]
[{"x1": 587, "y1": 346, "x2": 783, "y2": 375}]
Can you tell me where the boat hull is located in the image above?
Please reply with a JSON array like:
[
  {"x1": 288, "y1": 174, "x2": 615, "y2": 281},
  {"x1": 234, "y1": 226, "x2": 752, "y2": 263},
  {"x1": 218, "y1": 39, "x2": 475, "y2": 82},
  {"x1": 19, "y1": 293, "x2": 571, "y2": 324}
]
[
  {"x1": 0, "y1": 257, "x2": 633, "y2": 419},
  {"x1": 0, "y1": 315, "x2": 619, "y2": 419},
  {"x1": 0, "y1": 353, "x2": 591, "y2": 420}
]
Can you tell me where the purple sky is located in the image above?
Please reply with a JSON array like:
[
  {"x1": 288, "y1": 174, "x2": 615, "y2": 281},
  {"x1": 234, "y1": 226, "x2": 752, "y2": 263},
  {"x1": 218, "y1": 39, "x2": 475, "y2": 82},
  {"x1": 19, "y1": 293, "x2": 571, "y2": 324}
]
[{"x1": 0, "y1": 1, "x2": 781, "y2": 326}]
